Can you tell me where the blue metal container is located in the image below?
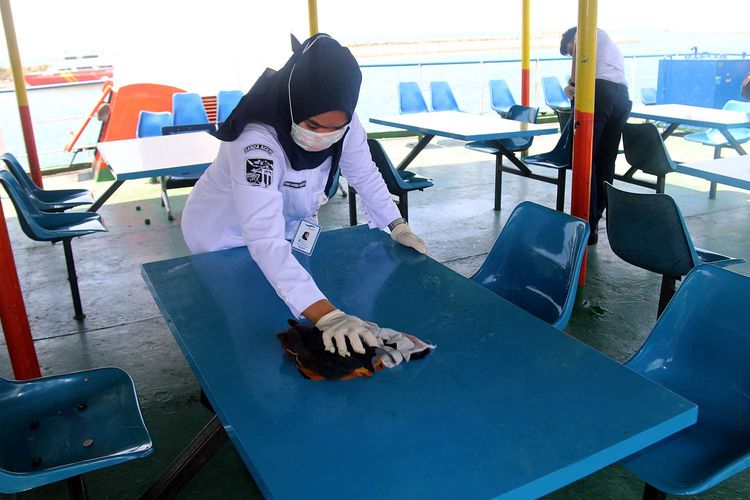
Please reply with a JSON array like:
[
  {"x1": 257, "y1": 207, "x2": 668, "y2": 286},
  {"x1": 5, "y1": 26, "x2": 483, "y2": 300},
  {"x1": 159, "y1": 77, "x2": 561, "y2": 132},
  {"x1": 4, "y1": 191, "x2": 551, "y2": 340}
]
[{"x1": 657, "y1": 58, "x2": 750, "y2": 108}]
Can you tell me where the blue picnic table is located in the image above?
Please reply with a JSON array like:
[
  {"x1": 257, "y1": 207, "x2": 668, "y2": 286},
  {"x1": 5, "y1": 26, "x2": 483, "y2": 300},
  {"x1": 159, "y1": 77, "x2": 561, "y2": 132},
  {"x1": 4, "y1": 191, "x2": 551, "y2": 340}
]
[{"x1": 141, "y1": 225, "x2": 696, "y2": 499}]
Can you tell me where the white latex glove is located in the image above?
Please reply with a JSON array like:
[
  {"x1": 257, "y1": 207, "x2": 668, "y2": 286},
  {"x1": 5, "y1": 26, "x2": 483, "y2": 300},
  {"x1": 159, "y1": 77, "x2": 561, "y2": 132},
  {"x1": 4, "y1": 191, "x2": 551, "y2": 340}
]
[
  {"x1": 390, "y1": 221, "x2": 428, "y2": 254},
  {"x1": 315, "y1": 309, "x2": 380, "y2": 357}
]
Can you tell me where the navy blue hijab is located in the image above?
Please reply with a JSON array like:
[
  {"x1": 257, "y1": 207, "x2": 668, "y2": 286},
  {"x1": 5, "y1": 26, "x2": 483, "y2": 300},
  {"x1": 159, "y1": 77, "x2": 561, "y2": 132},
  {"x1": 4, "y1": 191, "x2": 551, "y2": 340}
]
[{"x1": 213, "y1": 34, "x2": 362, "y2": 171}]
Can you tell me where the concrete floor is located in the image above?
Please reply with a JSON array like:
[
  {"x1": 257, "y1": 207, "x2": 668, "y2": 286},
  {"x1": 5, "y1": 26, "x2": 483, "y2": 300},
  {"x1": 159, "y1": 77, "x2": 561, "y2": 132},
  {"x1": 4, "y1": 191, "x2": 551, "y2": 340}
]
[{"x1": 2, "y1": 130, "x2": 750, "y2": 499}]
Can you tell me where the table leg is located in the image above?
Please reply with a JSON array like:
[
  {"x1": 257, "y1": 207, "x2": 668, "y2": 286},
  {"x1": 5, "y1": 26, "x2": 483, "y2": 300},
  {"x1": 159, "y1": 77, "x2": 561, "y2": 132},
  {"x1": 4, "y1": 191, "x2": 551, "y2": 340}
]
[
  {"x1": 661, "y1": 123, "x2": 679, "y2": 140},
  {"x1": 718, "y1": 127, "x2": 747, "y2": 156},
  {"x1": 88, "y1": 180, "x2": 124, "y2": 212},
  {"x1": 139, "y1": 415, "x2": 229, "y2": 500},
  {"x1": 494, "y1": 155, "x2": 503, "y2": 211},
  {"x1": 396, "y1": 134, "x2": 435, "y2": 171}
]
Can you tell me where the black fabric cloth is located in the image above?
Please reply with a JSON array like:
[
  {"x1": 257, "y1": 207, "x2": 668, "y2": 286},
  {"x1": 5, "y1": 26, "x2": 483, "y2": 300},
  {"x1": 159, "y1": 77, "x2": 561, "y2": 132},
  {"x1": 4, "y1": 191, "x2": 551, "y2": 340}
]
[
  {"x1": 589, "y1": 79, "x2": 631, "y2": 230},
  {"x1": 277, "y1": 320, "x2": 378, "y2": 380},
  {"x1": 213, "y1": 34, "x2": 362, "y2": 171}
]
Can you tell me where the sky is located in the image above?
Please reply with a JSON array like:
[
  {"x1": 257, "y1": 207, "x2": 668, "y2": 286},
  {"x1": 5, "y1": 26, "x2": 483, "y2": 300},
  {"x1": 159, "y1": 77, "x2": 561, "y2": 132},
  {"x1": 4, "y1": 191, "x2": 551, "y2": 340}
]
[{"x1": 1, "y1": 0, "x2": 748, "y2": 92}]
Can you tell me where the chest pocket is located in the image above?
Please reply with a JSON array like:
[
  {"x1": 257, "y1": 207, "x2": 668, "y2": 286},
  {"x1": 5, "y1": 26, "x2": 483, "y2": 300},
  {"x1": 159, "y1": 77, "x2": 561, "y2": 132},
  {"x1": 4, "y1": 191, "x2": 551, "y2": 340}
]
[{"x1": 280, "y1": 170, "x2": 314, "y2": 221}]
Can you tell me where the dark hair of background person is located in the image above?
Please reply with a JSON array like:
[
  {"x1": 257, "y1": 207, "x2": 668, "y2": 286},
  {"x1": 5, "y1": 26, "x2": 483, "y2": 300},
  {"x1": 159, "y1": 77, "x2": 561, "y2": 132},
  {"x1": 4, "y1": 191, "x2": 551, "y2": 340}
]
[{"x1": 560, "y1": 27, "x2": 577, "y2": 56}]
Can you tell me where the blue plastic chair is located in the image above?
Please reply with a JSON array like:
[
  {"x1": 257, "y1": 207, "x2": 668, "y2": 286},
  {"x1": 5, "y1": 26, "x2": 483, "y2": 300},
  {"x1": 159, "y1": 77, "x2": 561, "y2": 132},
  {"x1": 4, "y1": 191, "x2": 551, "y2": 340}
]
[
  {"x1": 348, "y1": 138, "x2": 433, "y2": 225},
  {"x1": 620, "y1": 122, "x2": 678, "y2": 194},
  {"x1": 217, "y1": 90, "x2": 244, "y2": 124},
  {"x1": 172, "y1": 92, "x2": 209, "y2": 126},
  {"x1": 605, "y1": 182, "x2": 744, "y2": 317},
  {"x1": 465, "y1": 105, "x2": 539, "y2": 153},
  {"x1": 136, "y1": 110, "x2": 172, "y2": 138},
  {"x1": 542, "y1": 76, "x2": 572, "y2": 112},
  {"x1": 0, "y1": 170, "x2": 107, "y2": 320},
  {"x1": 398, "y1": 82, "x2": 429, "y2": 114},
  {"x1": 430, "y1": 81, "x2": 460, "y2": 111},
  {"x1": 0, "y1": 367, "x2": 153, "y2": 495},
  {"x1": 621, "y1": 265, "x2": 750, "y2": 498},
  {"x1": 489, "y1": 79, "x2": 517, "y2": 117},
  {"x1": 640, "y1": 86, "x2": 657, "y2": 105},
  {"x1": 1, "y1": 153, "x2": 93, "y2": 212},
  {"x1": 471, "y1": 201, "x2": 589, "y2": 329},
  {"x1": 684, "y1": 100, "x2": 750, "y2": 163}
]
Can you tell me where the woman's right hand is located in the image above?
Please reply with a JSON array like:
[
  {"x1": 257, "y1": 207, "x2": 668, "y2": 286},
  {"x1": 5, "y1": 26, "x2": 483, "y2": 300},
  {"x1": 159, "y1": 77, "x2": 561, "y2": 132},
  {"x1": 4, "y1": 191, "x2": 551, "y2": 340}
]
[{"x1": 315, "y1": 309, "x2": 380, "y2": 357}]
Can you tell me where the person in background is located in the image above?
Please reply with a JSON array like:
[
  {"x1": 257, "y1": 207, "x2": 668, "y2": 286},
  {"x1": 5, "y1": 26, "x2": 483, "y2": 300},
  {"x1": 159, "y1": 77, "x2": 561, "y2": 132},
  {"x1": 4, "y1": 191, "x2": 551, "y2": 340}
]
[
  {"x1": 181, "y1": 34, "x2": 427, "y2": 357},
  {"x1": 560, "y1": 27, "x2": 632, "y2": 245},
  {"x1": 742, "y1": 72, "x2": 750, "y2": 100}
]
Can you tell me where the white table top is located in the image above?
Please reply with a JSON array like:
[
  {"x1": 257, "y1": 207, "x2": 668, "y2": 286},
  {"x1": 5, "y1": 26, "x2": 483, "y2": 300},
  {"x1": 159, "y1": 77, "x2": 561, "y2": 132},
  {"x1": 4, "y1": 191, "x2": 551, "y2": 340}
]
[
  {"x1": 678, "y1": 155, "x2": 750, "y2": 190},
  {"x1": 630, "y1": 104, "x2": 750, "y2": 128},
  {"x1": 370, "y1": 111, "x2": 559, "y2": 141},
  {"x1": 97, "y1": 132, "x2": 220, "y2": 180}
]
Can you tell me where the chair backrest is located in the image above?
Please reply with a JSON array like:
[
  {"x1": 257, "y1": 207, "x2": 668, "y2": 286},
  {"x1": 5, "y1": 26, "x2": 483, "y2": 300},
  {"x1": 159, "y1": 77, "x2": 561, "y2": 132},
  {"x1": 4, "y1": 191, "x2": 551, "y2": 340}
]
[
  {"x1": 489, "y1": 79, "x2": 516, "y2": 116},
  {"x1": 430, "y1": 81, "x2": 459, "y2": 112},
  {"x1": 398, "y1": 82, "x2": 429, "y2": 114},
  {"x1": 0, "y1": 170, "x2": 48, "y2": 241},
  {"x1": 625, "y1": 265, "x2": 750, "y2": 397},
  {"x1": 505, "y1": 104, "x2": 539, "y2": 124},
  {"x1": 605, "y1": 183, "x2": 699, "y2": 278},
  {"x1": 541, "y1": 77, "x2": 571, "y2": 111},
  {"x1": 172, "y1": 92, "x2": 209, "y2": 126},
  {"x1": 1, "y1": 152, "x2": 40, "y2": 195},
  {"x1": 161, "y1": 123, "x2": 216, "y2": 136},
  {"x1": 622, "y1": 122, "x2": 677, "y2": 177},
  {"x1": 367, "y1": 138, "x2": 405, "y2": 194},
  {"x1": 640, "y1": 87, "x2": 657, "y2": 105},
  {"x1": 217, "y1": 90, "x2": 244, "y2": 123},
  {"x1": 471, "y1": 201, "x2": 589, "y2": 329},
  {"x1": 136, "y1": 111, "x2": 172, "y2": 138}
]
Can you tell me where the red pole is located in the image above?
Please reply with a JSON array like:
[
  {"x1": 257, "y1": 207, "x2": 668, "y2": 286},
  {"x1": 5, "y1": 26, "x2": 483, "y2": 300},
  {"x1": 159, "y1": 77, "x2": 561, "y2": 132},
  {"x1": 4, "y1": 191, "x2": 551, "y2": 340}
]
[
  {"x1": 571, "y1": 0, "x2": 599, "y2": 283},
  {"x1": 0, "y1": 199, "x2": 41, "y2": 380},
  {"x1": 1, "y1": 0, "x2": 44, "y2": 188}
]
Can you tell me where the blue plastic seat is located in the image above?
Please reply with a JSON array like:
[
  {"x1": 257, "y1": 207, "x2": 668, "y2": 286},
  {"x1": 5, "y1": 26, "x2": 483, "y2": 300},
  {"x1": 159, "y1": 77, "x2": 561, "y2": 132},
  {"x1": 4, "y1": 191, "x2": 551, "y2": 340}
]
[
  {"x1": 489, "y1": 79, "x2": 516, "y2": 117},
  {"x1": 172, "y1": 92, "x2": 210, "y2": 126},
  {"x1": 684, "y1": 100, "x2": 750, "y2": 160},
  {"x1": 136, "y1": 110, "x2": 172, "y2": 138},
  {"x1": 621, "y1": 265, "x2": 750, "y2": 497},
  {"x1": 348, "y1": 139, "x2": 433, "y2": 225},
  {"x1": 429, "y1": 81, "x2": 460, "y2": 111},
  {"x1": 619, "y1": 122, "x2": 678, "y2": 194},
  {"x1": 471, "y1": 201, "x2": 589, "y2": 329},
  {"x1": 0, "y1": 170, "x2": 107, "y2": 320},
  {"x1": 466, "y1": 104, "x2": 539, "y2": 153},
  {"x1": 605, "y1": 182, "x2": 744, "y2": 317},
  {"x1": 158, "y1": 93, "x2": 214, "y2": 221},
  {"x1": 1, "y1": 153, "x2": 93, "y2": 212},
  {"x1": 217, "y1": 90, "x2": 244, "y2": 124},
  {"x1": 398, "y1": 82, "x2": 429, "y2": 114},
  {"x1": 640, "y1": 86, "x2": 657, "y2": 105},
  {"x1": 542, "y1": 76, "x2": 572, "y2": 112},
  {"x1": 0, "y1": 367, "x2": 153, "y2": 494}
]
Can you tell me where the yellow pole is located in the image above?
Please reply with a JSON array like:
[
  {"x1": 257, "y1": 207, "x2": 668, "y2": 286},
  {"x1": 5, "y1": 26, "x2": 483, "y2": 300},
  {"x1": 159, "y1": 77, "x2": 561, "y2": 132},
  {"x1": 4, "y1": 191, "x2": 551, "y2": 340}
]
[
  {"x1": 571, "y1": 0, "x2": 598, "y2": 282},
  {"x1": 0, "y1": 0, "x2": 43, "y2": 187},
  {"x1": 307, "y1": 0, "x2": 318, "y2": 36},
  {"x1": 521, "y1": 0, "x2": 530, "y2": 106}
]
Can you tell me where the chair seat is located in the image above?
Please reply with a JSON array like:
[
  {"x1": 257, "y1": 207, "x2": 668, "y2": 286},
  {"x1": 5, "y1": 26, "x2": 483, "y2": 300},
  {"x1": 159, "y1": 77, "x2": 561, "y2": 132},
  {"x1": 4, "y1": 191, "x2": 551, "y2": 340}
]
[
  {"x1": 32, "y1": 189, "x2": 94, "y2": 211},
  {"x1": 399, "y1": 174, "x2": 433, "y2": 191},
  {"x1": 683, "y1": 128, "x2": 750, "y2": 147},
  {"x1": 523, "y1": 153, "x2": 570, "y2": 170},
  {"x1": 165, "y1": 173, "x2": 201, "y2": 190},
  {"x1": 694, "y1": 247, "x2": 745, "y2": 267},
  {"x1": 0, "y1": 368, "x2": 153, "y2": 493}
]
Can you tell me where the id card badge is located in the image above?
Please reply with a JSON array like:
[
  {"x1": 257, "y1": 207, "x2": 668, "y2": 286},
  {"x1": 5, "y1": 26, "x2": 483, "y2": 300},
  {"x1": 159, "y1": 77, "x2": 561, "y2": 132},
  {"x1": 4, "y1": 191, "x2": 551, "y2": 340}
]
[{"x1": 292, "y1": 220, "x2": 321, "y2": 256}]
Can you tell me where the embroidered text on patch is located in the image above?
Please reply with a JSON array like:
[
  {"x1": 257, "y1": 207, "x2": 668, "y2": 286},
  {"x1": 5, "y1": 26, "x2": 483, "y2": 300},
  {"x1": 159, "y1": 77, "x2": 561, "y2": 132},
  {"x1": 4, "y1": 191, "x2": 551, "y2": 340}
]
[
  {"x1": 243, "y1": 144, "x2": 274, "y2": 155},
  {"x1": 246, "y1": 158, "x2": 273, "y2": 187},
  {"x1": 283, "y1": 181, "x2": 306, "y2": 188}
]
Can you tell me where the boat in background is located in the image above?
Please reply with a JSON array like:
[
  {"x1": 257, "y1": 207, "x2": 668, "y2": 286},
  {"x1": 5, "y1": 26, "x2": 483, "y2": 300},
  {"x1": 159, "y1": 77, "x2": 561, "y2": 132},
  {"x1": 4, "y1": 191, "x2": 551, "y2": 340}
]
[{"x1": 23, "y1": 54, "x2": 113, "y2": 88}]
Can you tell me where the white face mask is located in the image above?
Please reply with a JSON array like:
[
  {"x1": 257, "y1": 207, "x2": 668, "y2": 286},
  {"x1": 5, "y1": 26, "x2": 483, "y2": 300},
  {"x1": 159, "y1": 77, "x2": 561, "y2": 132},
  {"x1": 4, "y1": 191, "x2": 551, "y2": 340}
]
[
  {"x1": 290, "y1": 122, "x2": 348, "y2": 152},
  {"x1": 287, "y1": 34, "x2": 349, "y2": 152}
]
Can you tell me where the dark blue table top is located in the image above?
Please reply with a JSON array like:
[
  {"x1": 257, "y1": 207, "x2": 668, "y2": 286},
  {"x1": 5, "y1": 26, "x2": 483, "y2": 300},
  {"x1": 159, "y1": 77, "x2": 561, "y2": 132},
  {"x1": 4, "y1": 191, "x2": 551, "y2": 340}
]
[{"x1": 142, "y1": 226, "x2": 696, "y2": 499}]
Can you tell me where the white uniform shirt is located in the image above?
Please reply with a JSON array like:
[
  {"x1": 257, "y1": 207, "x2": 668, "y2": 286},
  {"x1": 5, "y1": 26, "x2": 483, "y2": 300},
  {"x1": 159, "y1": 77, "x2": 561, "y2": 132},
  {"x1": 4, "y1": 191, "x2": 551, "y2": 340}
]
[
  {"x1": 181, "y1": 113, "x2": 401, "y2": 318},
  {"x1": 595, "y1": 30, "x2": 628, "y2": 87}
]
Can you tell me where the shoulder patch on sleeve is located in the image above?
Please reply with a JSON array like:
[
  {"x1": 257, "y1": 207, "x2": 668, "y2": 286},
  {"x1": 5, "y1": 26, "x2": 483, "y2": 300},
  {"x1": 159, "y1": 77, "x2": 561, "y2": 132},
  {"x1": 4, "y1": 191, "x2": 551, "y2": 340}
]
[
  {"x1": 245, "y1": 158, "x2": 274, "y2": 187},
  {"x1": 243, "y1": 143, "x2": 274, "y2": 155}
]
